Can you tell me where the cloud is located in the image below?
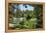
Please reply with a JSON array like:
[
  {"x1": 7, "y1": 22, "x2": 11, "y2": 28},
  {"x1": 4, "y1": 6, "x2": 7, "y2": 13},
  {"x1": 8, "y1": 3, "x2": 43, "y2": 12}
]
[{"x1": 14, "y1": 4, "x2": 34, "y2": 12}]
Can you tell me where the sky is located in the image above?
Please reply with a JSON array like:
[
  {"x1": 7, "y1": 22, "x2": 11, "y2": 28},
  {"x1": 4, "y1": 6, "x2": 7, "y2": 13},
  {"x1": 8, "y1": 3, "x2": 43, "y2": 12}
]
[{"x1": 14, "y1": 4, "x2": 34, "y2": 12}]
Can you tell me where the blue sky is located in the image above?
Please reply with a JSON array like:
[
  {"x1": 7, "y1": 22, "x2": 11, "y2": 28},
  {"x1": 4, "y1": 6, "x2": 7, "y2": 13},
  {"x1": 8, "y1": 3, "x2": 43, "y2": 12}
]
[{"x1": 14, "y1": 4, "x2": 34, "y2": 12}]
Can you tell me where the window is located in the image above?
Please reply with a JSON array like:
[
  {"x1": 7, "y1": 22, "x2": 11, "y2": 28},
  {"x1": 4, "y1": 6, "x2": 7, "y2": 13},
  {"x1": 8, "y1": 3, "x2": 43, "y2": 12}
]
[{"x1": 6, "y1": 1, "x2": 45, "y2": 32}]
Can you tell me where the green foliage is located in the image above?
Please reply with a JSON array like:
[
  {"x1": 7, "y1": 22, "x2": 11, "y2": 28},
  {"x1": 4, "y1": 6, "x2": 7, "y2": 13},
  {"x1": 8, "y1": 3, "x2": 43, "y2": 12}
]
[
  {"x1": 24, "y1": 18, "x2": 37, "y2": 29},
  {"x1": 8, "y1": 5, "x2": 43, "y2": 29}
]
